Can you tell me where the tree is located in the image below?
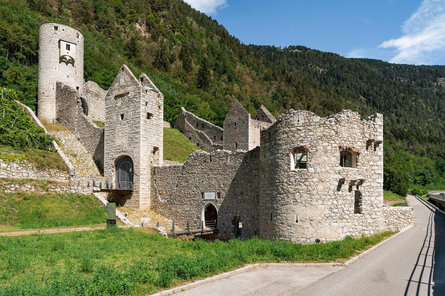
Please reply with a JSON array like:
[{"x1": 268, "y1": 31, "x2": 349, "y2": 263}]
[
  {"x1": 153, "y1": 40, "x2": 170, "y2": 72},
  {"x1": 197, "y1": 56, "x2": 210, "y2": 89},
  {"x1": 179, "y1": 44, "x2": 193, "y2": 73}
]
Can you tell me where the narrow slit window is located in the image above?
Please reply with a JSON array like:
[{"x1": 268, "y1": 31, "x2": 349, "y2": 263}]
[
  {"x1": 66, "y1": 44, "x2": 70, "y2": 51},
  {"x1": 354, "y1": 191, "x2": 362, "y2": 214},
  {"x1": 120, "y1": 114, "x2": 124, "y2": 120}
]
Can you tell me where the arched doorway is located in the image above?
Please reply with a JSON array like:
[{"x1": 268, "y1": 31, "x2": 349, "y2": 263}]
[
  {"x1": 204, "y1": 204, "x2": 218, "y2": 229},
  {"x1": 115, "y1": 156, "x2": 133, "y2": 190}
]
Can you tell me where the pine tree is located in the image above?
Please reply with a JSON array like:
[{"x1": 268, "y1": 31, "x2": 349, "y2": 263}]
[
  {"x1": 153, "y1": 40, "x2": 169, "y2": 71},
  {"x1": 197, "y1": 56, "x2": 210, "y2": 89}
]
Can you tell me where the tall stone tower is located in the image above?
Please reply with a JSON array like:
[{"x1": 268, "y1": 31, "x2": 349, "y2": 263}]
[
  {"x1": 38, "y1": 23, "x2": 84, "y2": 122},
  {"x1": 104, "y1": 65, "x2": 163, "y2": 209}
]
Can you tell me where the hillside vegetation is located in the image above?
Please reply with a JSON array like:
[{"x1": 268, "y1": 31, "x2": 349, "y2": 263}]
[{"x1": 0, "y1": 0, "x2": 443, "y2": 194}]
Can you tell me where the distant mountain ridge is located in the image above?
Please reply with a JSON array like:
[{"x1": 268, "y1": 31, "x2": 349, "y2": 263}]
[{"x1": 0, "y1": 0, "x2": 443, "y2": 193}]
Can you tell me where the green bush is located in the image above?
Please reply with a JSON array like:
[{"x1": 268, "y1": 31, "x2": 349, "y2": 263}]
[{"x1": 410, "y1": 186, "x2": 428, "y2": 196}]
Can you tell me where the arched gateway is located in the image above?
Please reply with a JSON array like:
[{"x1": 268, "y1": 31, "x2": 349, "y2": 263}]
[
  {"x1": 115, "y1": 156, "x2": 133, "y2": 190},
  {"x1": 204, "y1": 203, "x2": 218, "y2": 229}
]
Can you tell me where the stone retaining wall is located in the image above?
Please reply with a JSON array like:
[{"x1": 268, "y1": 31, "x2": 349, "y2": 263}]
[
  {"x1": 0, "y1": 159, "x2": 69, "y2": 182},
  {"x1": 383, "y1": 206, "x2": 414, "y2": 232}
]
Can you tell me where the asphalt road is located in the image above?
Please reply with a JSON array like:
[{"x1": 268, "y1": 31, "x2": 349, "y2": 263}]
[
  {"x1": 174, "y1": 195, "x2": 445, "y2": 296},
  {"x1": 300, "y1": 195, "x2": 445, "y2": 296}
]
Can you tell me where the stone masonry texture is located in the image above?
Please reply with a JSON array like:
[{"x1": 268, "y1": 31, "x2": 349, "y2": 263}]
[{"x1": 38, "y1": 23, "x2": 84, "y2": 122}]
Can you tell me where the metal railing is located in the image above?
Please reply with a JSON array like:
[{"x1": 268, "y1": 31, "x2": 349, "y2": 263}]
[{"x1": 141, "y1": 220, "x2": 217, "y2": 237}]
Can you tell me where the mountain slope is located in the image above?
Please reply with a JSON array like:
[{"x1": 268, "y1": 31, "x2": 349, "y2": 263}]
[{"x1": 0, "y1": 0, "x2": 443, "y2": 193}]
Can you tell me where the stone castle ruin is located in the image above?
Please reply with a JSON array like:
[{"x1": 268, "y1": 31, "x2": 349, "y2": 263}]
[{"x1": 36, "y1": 23, "x2": 413, "y2": 243}]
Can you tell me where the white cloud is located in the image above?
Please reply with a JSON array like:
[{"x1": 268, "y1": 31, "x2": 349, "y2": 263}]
[
  {"x1": 183, "y1": 0, "x2": 227, "y2": 15},
  {"x1": 380, "y1": 0, "x2": 445, "y2": 65}
]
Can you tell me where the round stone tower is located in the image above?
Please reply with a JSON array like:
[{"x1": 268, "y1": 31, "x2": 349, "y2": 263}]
[{"x1": 38, "y1": 23, "x2": 84, "y2": 122}]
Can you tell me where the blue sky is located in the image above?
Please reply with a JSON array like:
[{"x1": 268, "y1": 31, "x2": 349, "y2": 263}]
[{"x1": 183, "y1": 0, "x2": 445, "y2": 65}]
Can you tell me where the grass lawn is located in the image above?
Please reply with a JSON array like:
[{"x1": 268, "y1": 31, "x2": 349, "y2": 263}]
[
  {"x1": 163, "y1": 128, "x2": 200, "y2": 163},
  {"x1": 0, "y1": 191, "x2": 106, "y2": 231},
  {"x1": 383, "y1": 190, "x2": 405, "y2": 201},
  {"x1": 0, "y1": 228, "x2": 393, "y2": 295}
]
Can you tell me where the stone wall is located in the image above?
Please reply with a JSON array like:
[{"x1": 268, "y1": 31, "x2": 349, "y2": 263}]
[
  {"x1": 0, "y1": 177, "x2": 93, "y2": 195},
  {"x1": 258, "y1": 109, "x2": 410, "y2": 243},
  {"x1": 82, "y1": 80, "x2": 107, "y2": 122},
  {"x1": 151, "y1": 149, "x2": 260, "y2": 240},
  {"x1": 0, "y1": 158, "x2": 70, "y2": 182},
  {"x1": 175, "y1": 107, "x2": 223, "y2": 151},
  {"x1": 56, "y1": 83, "x2": 105, "y2": 170},
  {"x1": 383, "y1": 206, "x2": 414, "y2": 232}
]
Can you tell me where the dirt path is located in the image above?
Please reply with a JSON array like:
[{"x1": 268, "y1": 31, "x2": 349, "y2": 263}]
[{"x1": 0, "y1": 225, "x2": 107, "y2": 237}]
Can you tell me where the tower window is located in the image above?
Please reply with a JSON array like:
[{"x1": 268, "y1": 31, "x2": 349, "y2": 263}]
[
  {"x1": 146, "y1": 112, "x2": 153, "y2": 119},
  {"x1": 54, "y1": 26, "x2": 58, "y2": 31},
  {"x1": 66, "y1": 44, "x2": 70, "y2": 51},
  {"x1": 120, "y1": 114, "x2": 124, "y2": 120},
  {"x1": 290, "y1": 146, "x2": 308, "y2": 169},
  {"x1": 340, "y1": 149, "x2": 358, "y2": 168}
]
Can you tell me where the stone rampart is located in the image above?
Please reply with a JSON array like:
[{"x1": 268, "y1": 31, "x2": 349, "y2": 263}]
[
  {"x1": 82, "y1": 80, "x2": 107, "y2": 122},
  {"x1": 56, "y1": 82, "x2": 104, "y2": 170},
  {"x1": 151, "y1": 149, "x2": 260, "y2": 240},
  {"x1": 175, "y1": 107, "x2": 223, "y2": 151}
]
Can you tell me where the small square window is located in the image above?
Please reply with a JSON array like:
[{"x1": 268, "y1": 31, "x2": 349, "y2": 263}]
[
  {"x1": 146, "y1": 112, "x2": 153, "y2": 119},
  {"x1": 66, "y1": 44, "x2": 70, "y2": 51},
  {"x1": 290, "y1": 147, "x2": 308, "y2": 169},
  {"x1": 340, "y1": 150, "x2": 358, "y2": 168},
  {"x1": 120, "y1": 114, "x2": 124, "y2": 120},
  {"x1": 54, "y1": 26, "x2": 58, "y2": 31}
]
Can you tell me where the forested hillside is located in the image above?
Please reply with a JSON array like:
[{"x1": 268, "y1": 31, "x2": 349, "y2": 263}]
[{"x1": 0, "y1": 0, "x2": 443, "y2": 194}]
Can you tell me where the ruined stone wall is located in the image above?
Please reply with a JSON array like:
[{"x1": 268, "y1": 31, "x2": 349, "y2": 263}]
[
  {"x1": 56, "y1": 83, "x2": 104, "y2": 170},
  {"x1": 151, "y1": 149, "x2": 260, "y2": 240},
  {"x1": 82, "y1": 80, "x2": 107, "y2": 122},
  {"x1": 223, "y1": 101, "x2": 251, "y2": 151},
  {"x1": 175, "y1": 107, "x2": 223, "y2": 151},
  {"x1": 258, "y1": 109, "x2": 408, "y2": 243},
  {"x1": 38, "y1": 23, "x2": 84, "y2": 122}
]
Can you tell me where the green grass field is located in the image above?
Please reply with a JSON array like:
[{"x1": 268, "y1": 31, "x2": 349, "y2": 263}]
[
  {"x1": 0, "y1": 191, "x2": 106, "y2": 232},
  {"x1": 0, "y1": 228, "x2": 393, "y2": 295},
  {"x1": 383, "y1": 190, "x2": 406, "y2": 201},
  {"x1": 163, "y1": 128, "x2": 200, "y2": 163}
]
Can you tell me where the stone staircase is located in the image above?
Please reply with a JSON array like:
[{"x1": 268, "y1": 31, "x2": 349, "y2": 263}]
[{"x1": 49, "y1": 129, "x2": 102, "y2": 177}]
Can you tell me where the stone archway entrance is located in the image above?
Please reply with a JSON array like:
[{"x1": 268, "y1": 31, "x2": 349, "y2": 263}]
[
  {"x1": 204, "y1": 204, "x2": 218, "y2": 229},
  {"x1": 115, "y1": 156, "x2": 133, "y2": 190}
]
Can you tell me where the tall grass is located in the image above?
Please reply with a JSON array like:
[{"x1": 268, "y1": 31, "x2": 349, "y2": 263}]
[{"x1": 0, "y1": 228, "x2": 393, "y2": 295}]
